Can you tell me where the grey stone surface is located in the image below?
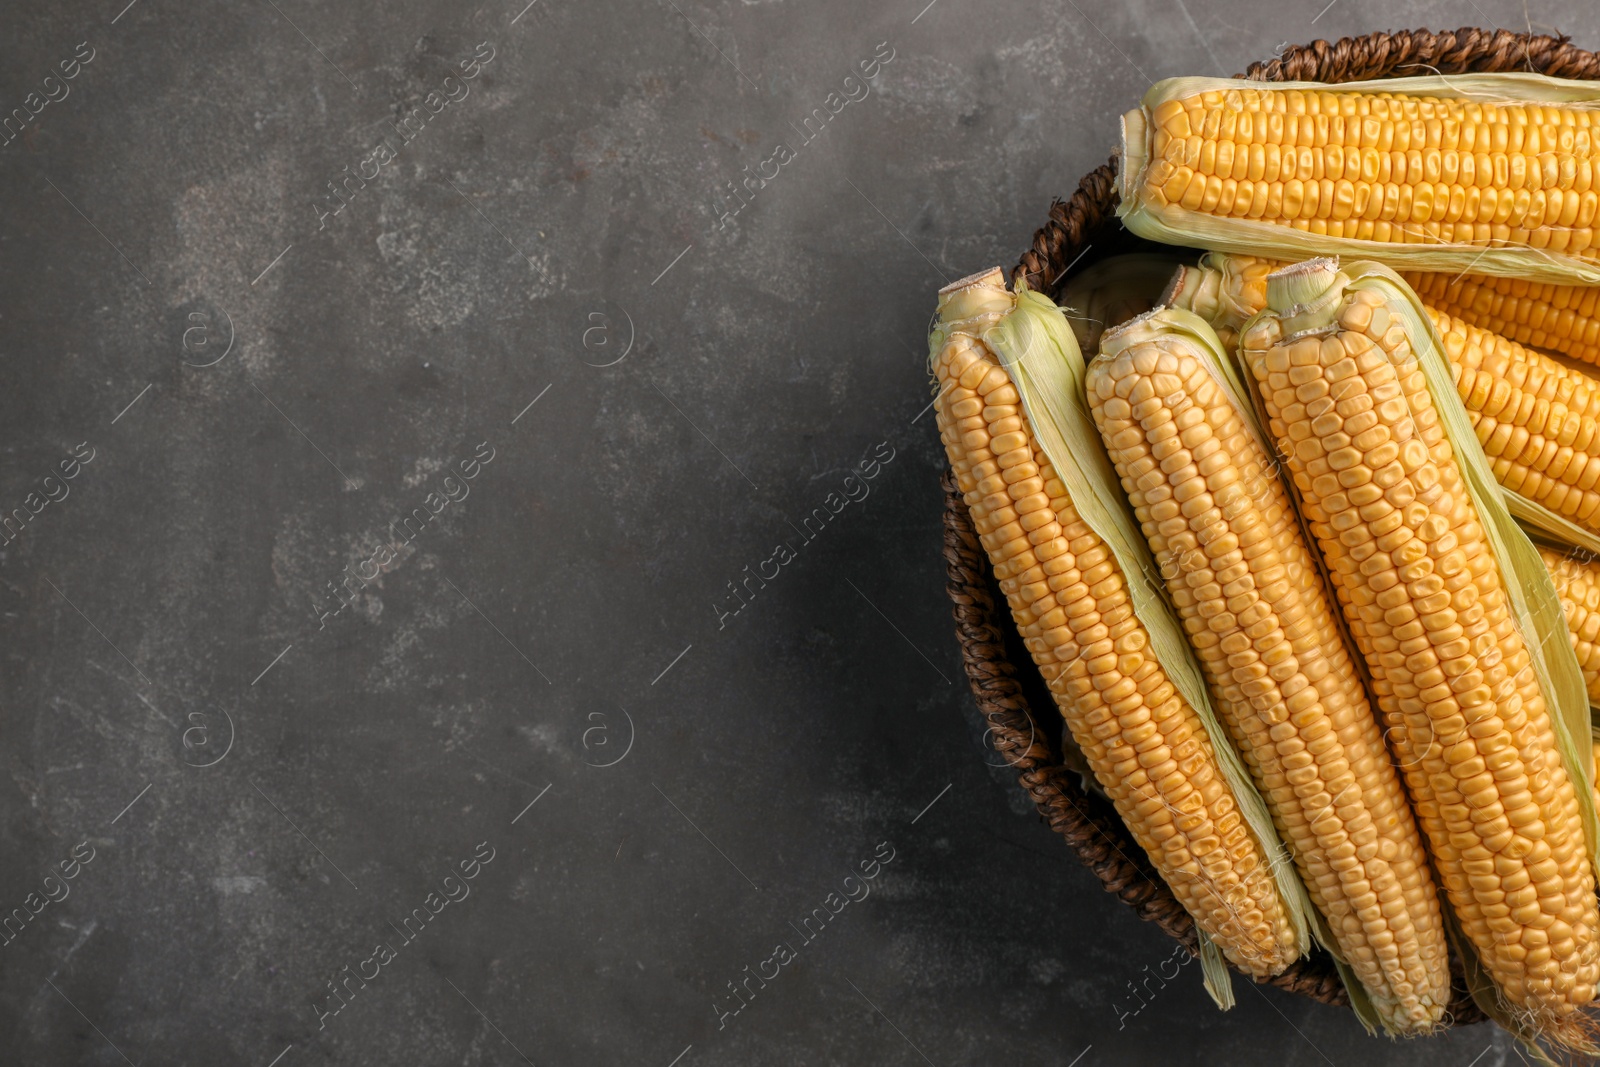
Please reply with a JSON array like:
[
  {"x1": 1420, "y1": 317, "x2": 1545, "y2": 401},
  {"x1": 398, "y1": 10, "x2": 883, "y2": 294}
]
[{"x1": 0, "y1": 0, "x2": 1589, "y2": 1063}]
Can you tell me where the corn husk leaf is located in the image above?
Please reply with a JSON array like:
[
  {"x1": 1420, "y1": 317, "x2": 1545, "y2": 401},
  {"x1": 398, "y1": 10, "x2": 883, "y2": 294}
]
[
  {"x1": 1325, "y1": 952, "x2": 1381, "y2": 1038},
  {"x1": 1058, "y1": 253, "x2": 1188, "y2": 354},
  {"x1": 1118, "y1": 73, "x2": 1600, "y2": 285},
  {"x1": 1194, "y1": 930, "x2": 1234, "y2": 1011},
  {"x1": 974, "y1": 281, "x2": 1313, "y2": 992}
]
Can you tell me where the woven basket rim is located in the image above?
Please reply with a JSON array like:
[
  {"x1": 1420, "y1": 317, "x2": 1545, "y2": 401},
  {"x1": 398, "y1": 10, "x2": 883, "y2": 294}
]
[{"x1": 944, "y1": 23, "x2": 1600, "y2": 1024}]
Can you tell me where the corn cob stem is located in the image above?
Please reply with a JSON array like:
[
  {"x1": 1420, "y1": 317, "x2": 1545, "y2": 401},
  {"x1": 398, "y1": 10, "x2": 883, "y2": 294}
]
[
  {"x1": 1240, "y1": 259, "x2": 1600, "y2": 1029},
  {"x1": 1162, "y1": 254, "x2": 1277, "y2": 354},
  {"x1": 931, "y1": 269, "x2": 1300, "y2": 979},
  {"x1": 1087, "y1": 311, "x2": 1449, "y2": 1032},
  {"x1": 1163, "y1": 254, "x2": 1279, "y2": 352}
]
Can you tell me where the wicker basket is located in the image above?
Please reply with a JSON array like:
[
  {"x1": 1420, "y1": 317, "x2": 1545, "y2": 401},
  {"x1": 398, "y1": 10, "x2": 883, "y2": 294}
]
[{"x1": 943, "y1": 25, "x2": 1600, "y2": 1024}]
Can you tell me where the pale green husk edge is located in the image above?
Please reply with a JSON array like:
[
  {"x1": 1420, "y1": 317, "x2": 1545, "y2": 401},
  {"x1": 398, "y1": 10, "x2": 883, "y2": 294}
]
[
  {"x1": 1508, "y1": 492, "x2": 1600, "y2": 559},
  {"x1": 1118, "y1": 72, "x2": 1600, "y2": 285}
]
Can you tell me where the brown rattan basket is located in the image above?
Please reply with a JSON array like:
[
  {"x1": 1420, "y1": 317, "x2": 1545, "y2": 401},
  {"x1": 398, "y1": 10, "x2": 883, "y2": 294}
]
[{"x1": 943, "y1": 26, "x2": 1600, "y2": 1024}]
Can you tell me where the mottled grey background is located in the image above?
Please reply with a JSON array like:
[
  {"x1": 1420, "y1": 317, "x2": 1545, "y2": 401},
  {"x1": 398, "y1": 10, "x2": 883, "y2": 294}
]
[{"x1": 0, "y1": 0, "x2": 1589, "y2": 1064}]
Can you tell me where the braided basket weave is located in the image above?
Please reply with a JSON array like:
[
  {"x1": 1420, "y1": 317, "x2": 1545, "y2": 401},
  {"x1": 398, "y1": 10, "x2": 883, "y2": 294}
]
[{"x1": 944, "y1": 26, "x2": 1600, "y2": 1022}]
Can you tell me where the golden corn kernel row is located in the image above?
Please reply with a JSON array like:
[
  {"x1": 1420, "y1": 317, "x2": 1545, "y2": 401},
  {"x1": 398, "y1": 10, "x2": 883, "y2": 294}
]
[
  {"x1": 931, "y1": 289, "x2": 1299, "y2": 978},
  {"x1": 1087, "y1": 337, "x2": 1448, "y2": 1031},
  {"x1": 1438, "y1": 309, "x2": 1600, "y2": 529},
  {"x1": 1540, "y1": 545, "x2": 1600, "y2": 705},
  {"x1": 1241, "y1": 278, "x2": 1600, "y2": 1021},
  {"x1": 1405, "y1": 272, "x2": 1600, "y2": 368},
  {"x1": 1155, "y1": 89, "x2": 1600, "y2": 152},
  {"x1": 1140, "y1": 89, "x2": 1600, "y2": 259}
]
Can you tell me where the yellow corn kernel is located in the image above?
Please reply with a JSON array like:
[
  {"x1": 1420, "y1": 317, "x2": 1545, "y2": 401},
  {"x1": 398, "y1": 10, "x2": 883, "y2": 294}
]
[
  {"x1": 1438, "y1": 311, "x2": 1600, "y2": 529},
  {"x1": 1540, "y1": 544, "x2": 1600, "y2": 704}
]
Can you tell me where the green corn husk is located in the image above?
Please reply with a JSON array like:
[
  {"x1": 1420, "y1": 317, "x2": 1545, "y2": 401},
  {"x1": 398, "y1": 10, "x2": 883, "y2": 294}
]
[
  {"x1": 1239, "y1": 258, "x2": 1600, "y2": 1053},
  {"x1": 929, "y1": 270, "x2": 1316, "y2": 1008},
  {"x1": 1119, "y1": 73, "x2": 1600, "y2": 285},
  {"x1": 1058, "y1": 253, "x2": 1188, "y2": 353}
]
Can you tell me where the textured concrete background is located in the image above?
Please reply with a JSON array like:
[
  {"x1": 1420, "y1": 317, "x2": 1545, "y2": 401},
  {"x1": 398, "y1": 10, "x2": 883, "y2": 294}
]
[{"x1": 1, "y1": 0, "x2": 1594, "y2": 1064}]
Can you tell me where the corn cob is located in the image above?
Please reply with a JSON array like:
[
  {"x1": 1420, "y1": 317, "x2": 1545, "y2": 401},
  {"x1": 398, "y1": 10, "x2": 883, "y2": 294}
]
[
  {"x1": 1087, "y1": 309, "x2": 1448, "y2": 1032},
  {"x1": 1404, "y1": 273, "x2": 1600, "y2": 370},
  {"x1": 931, "y1": 269, "x2": 1300, "y2": 978},
  {"x1": 1540, "y1": 545, "x2": 1600, "y2": 705},
  {"x1": 1169, "y1": 254, "x2": 1600, "y2": 542},
  {"x1": 1119, "y1": 73, "x2": 1600, "y2": 284},
  {"x1": 1239, "y1": 259, "x2": 1600, "y2": 1028}
]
